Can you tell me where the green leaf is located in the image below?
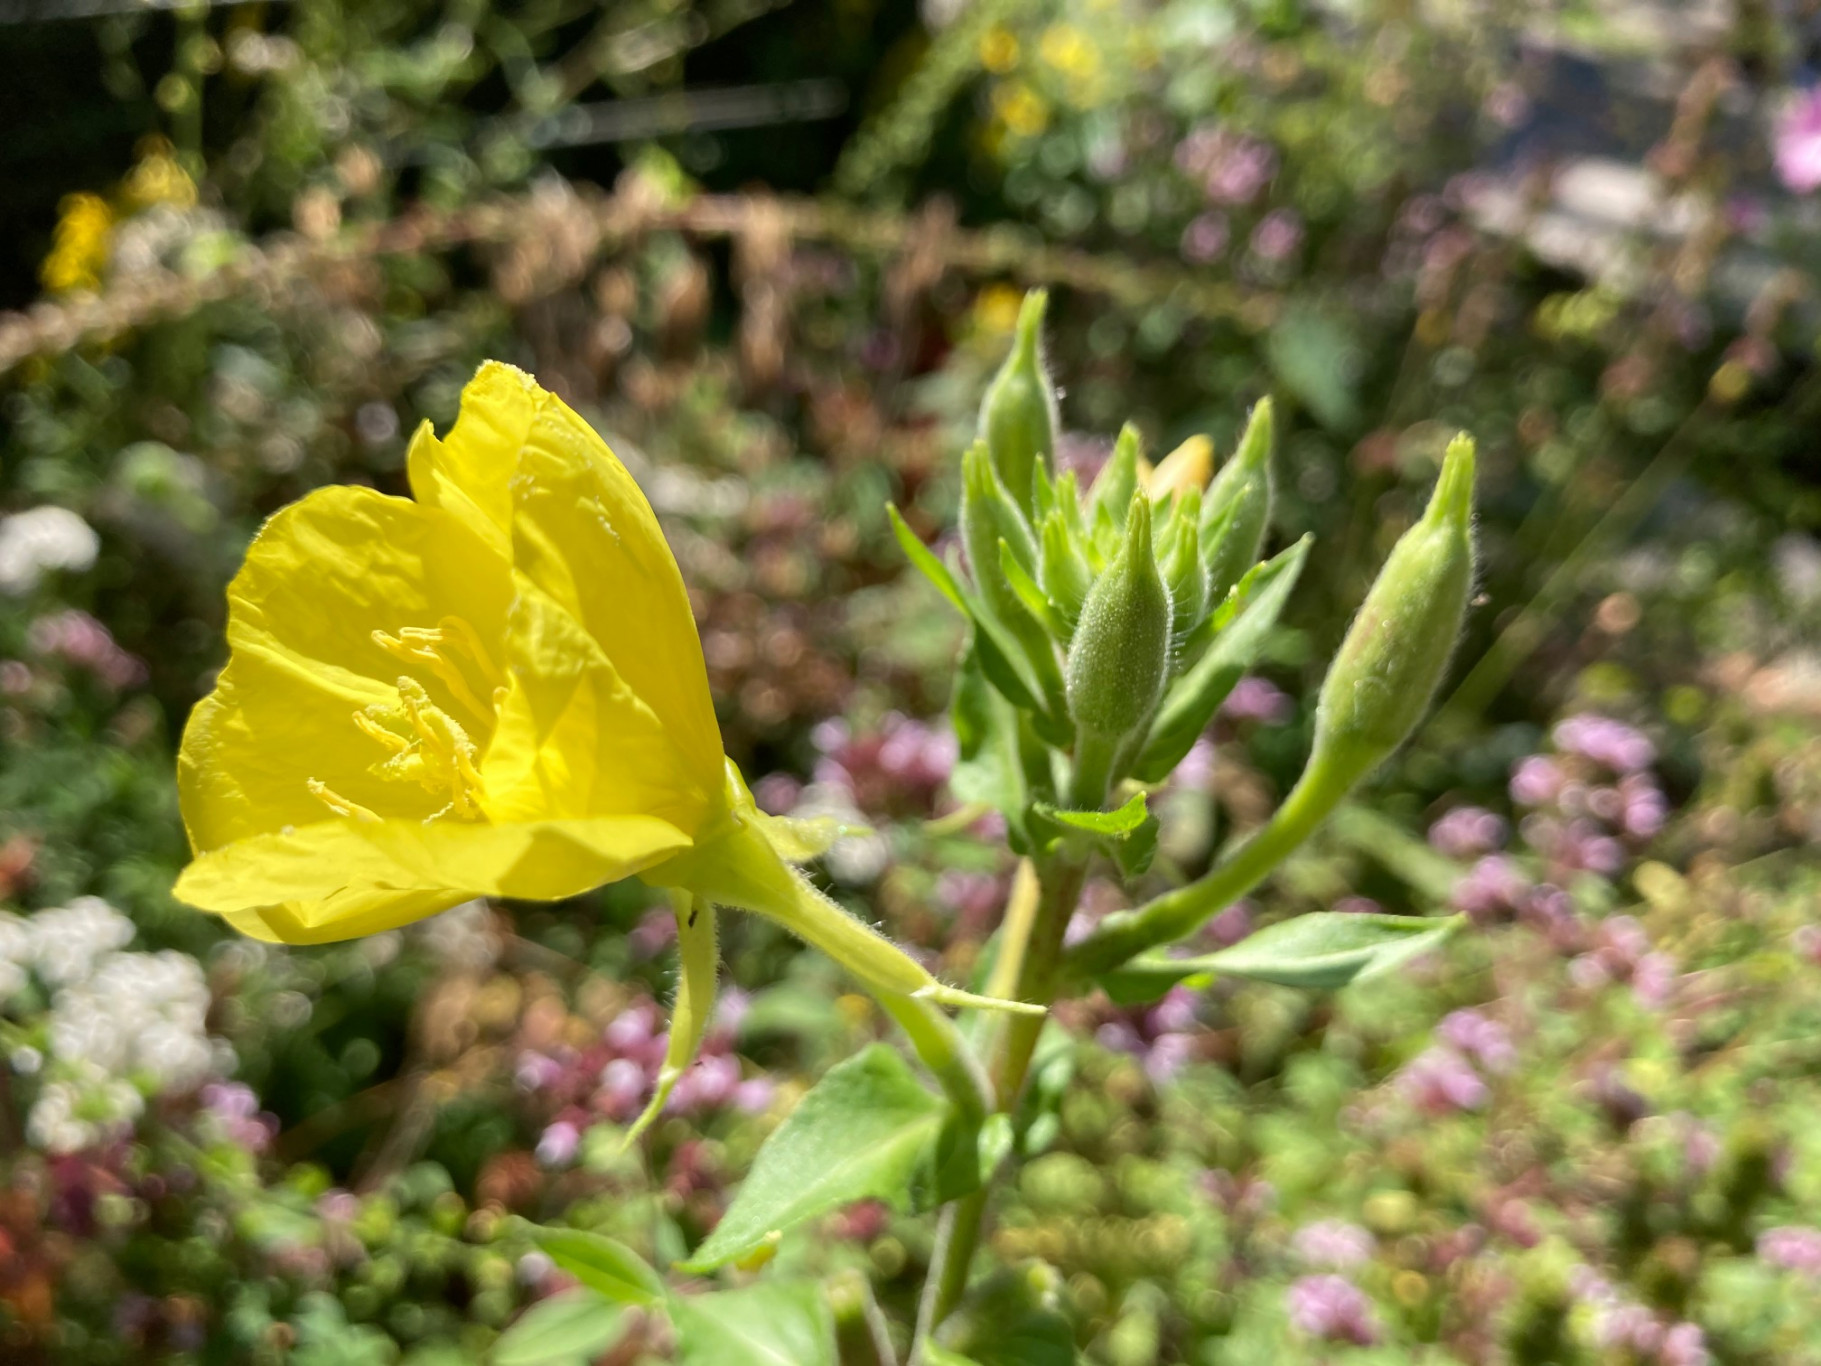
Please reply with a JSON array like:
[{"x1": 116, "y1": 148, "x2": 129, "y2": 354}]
[
  {"x1": 1133, "y1": 535, "x2": 1311, "y2": 783},
  {"x1": 1028, "y1": 793, "x2": 1159, "y2": 879},
  {"x1": 921, "y1": 1347, "x2": 984, "y2": 1366},
  {"x1": 680, "y1": 1045, "x2": 946, "y2": 1272},
  {"x1": 998, "y1": 538, "x2": 1068, "y2": 638},
  {"x1": 949, "y1": 647, "x2": 1029, "y2": 851},
  {"x1": 669, "y1": 1281, "x2": 837, "y2": 1366},
  {"x1": 1043, "y1": 791, "x2": 1149, "y2": 836},
  {"x1": 890, "y1": 504, "x2": 1059, "y2": 729},
  {"x1": 492, "y1": 1292, "x2": 628, "y2": 1366},
  {"x1": 530, "y1": 1228, "x2": 666, "y2": 1307},
  {"x1": 1098, "y1": 912, "x2": 1463, "y2": 1003}
]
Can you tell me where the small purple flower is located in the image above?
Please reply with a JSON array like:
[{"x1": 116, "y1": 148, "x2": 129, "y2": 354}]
[
  {"x1": 752, "y1": 772, "x2": 802, "y2": 815},
  {"x1": 1173, "y1": 736, "x2": 1217, "y2": 790},
  {"x1": 1660, "y1": 1322, "x2": 1710, "y2": 1366},
  {"x1": 1250, "y1": 209, "x2": 1304, "y2": 263},
  {"x1": 1292, "y1": 1219, "x2": 1374, "y2": 1271},
  {"x1": 1759, "y1": 1226, "x2": 1821, "y2": 1275},
  {"x1": 1222, "y1": 675, "x2": 1291, "y2": 724},
  {"x1": 1428, "y1": 806, "x2": 1509, "y2": 859},
  {"x1": 1180, "y1": 212, "x2": 1230, "y2": 264},
  {"x1": 536, "y1": 1119, "x2": 581, "y2": 1167},
  {"x1": 1775, "y1": 89, "x2": 1821, "y2": 194},
  {"x1": 1397, "y1": 1045, "x2": 1490, "y2": 1114},
  {"x1": 1510, "y1": 755, "x2": 1564, "y2": 807},
  {"x1": 1207, "y1": 901, "x2": 1254, "y2": 947},
  {"x1": 1438, "y1": 1009, "x2": 1517, "y2": 1075},
  {"x1": 1451, "y1": 854, "x2": 1533, "y2": 922},
  {"x1": 1553, "y1": 715, "x2": 1655, "y2": 774},
  {"x1": 1631, "y1": 951, "x2": 1678, "y2": 1009},
  {"x1": 1333, "y1": 895, "x2": 1381, "y2": 916},
  {"x1": 1286, "y1": 1274, "x2": 1380, "y2": 1345},
  {"x1": 1619, "y1": 774, "x2": 1668, "y2": 839}
]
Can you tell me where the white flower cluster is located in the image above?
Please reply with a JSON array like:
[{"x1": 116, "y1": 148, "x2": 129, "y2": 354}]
[
  {"x1": 1, "y1": 897, "x2": 233, "y2": 1154},
  {"x1": 0, "y1": 506, "x2": 99, "y2": 595}
]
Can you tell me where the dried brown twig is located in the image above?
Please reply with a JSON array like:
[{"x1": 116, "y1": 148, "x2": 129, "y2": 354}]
[{"x1": 0, "y1": 185, "x2": 1273, "y2": 378}]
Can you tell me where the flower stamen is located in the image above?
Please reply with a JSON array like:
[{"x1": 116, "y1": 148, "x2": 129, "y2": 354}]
[
  {"x1": 371, "y1": 623, "x2": 495, "y2": 723},
  {"x1": 306, "y1": 779, "x2": 382, "y2": 823}
]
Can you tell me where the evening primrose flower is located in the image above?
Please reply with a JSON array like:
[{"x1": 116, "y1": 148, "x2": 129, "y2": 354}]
[{"x1": 176, "y1": 363, "x2": 1027, "y2": 1037}]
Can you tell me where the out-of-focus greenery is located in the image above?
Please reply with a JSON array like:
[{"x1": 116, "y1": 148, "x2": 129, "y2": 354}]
[{"x1": 2, "y1": 0, "x2": 1820, "y2": 1361}]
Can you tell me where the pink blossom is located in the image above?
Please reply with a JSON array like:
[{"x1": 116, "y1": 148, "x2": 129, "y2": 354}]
[
  {"x1": 1759, "y1": 1225, "x2": 1821, "y2": 1275},
  {"x1": 1222, "y1": 675, "x2": 1291, "y2": 724},
  {"x1": 1438, "y1": 1009, "x2": 1517, "y2": 1075},
  {"x1": 1286, "y1": 1274, "x2": 1380, "y2": 1344},
  {"x1": 1776, "y1": 89, "x2": 1821, "y2": 194},
  {"x1": 536, "y1": 1120, "x2": 581, "y2": 1166},
  {"x1": 1397, "y1": 1045, "x2": 1490, "y2": 1114},
  {"x1": 1292, "y1": 1220, "x2": 1374, "y2": 1271},
  {"x1": 1510, "y1": 755, "x2": 1564, "y2": 806},
  {"x1": 1250, "y1": 209, "x2": 1304, "y2": 263},
  {"x1": 1451, "y1": 854, "x2": 1533, "y2": 922},
  {"x1": 1180, "y1": 212, "x2": 1230, "y2": 264},
  {"x1": 1429, "y1": 806, "x2": 1509, "y2": 859},
  {"x1": 1553, "y1": 715, "x2": 1655, "y2": 773}
]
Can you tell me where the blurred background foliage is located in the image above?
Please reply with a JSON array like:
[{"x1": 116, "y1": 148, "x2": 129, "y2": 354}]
[{"x1": 1, "y1": 0, "x2": 1820, "y2": 1361}]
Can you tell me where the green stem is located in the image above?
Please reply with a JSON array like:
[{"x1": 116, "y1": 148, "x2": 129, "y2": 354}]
[
  {"x1": 1059, "y1": 760, "x2": 1339, "y2": 981},
  {"x1": 915, "y1": 851, "x2": 1088, "y2": 1354},
  {"x1": 878, "y1": 990, "x2": 991, "y2": 1122}
]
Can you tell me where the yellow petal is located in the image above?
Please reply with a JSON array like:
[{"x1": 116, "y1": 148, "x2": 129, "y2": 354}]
[
  {"x1": 481, "y1": 574, "x2": 717, "y2": 834},
  {"x1": 179, "y1": 485, "x2": 511, "y2": 853},
  {"x1": 177, "y1": 812, "x2": 693, "y2": 923},
  {"x1": 507, "y1": 386, "x2": 723, "y2": 796},
  {"x1": 405, "y1": 360, "x2": 534, "y2": 558},
  {"x1": 223, "y1": 888, "x2": 471, "y2": 945}
]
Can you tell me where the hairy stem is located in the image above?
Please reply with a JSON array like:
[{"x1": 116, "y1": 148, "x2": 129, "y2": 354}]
[
  {"x1": 915, "y1": 850, "x2": 1089, "y2": 1354},
  {"x1": 1060, "y1": 759, "x2": 1339, "y2": 981}
]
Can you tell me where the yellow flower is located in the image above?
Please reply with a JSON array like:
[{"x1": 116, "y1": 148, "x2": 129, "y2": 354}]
[
  {"x1": 40, "y1": 193, "x2": 114, "y2": 295},
  {"x1": 176, "y1": 363, "x2": 1028, "y2": 1020}
]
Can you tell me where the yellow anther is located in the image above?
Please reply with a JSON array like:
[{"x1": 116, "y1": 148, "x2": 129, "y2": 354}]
[
  {"x1": 391, "y1": 677, "x2": 486, "y2": 819},
  {"x1": 434, "y1": 615, "x2": 505, "y2": 687},
  {"x1": 372, "y1": 628, "x2": 491, "y2": 722},
  {"x1": 352, "y1": 707, "x2": 412, "y2": 753},
  {"x1": 306, "y1": 779, "x2": 382, "y2": 824}
]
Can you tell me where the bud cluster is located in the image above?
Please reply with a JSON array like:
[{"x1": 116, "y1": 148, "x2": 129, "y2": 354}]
[{"x1": 894, "y1": 289, "x2": 1477, "y2": 969}]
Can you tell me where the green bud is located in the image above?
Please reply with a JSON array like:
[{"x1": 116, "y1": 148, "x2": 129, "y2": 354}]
[
  {"x1": 1308, "y1": 434, "x2": 1475, "y2": 791},
  {"x1": 962, "y1": 440, "x2": 1040, "y2": 615},
  {"x1": 1200, "y1": 398, "x2": 1274, "y2": 603},
  {"x1": 1066, "y1": 494, "x2": 1172, "y2": 751},
  {"x1": 978, "y1": 289, "x2": 1058, "y2": 511},
  {"x1": 1089, "y1": 423, "x2": 1142, "y2": 547},
  {"x1": 1039, "y1": 510, "x2": 1095, "y2": 631},
  {"x1": 1161, "y1": 486, "x2": 1207, "y2": 646}
]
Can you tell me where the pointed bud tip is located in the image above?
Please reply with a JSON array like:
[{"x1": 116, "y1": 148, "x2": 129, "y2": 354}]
[
  {"x1": 1428, "y1": 433, "x2": 1476, "y2": 525},
  {"x1": 1014, "y1": 289, "x2": 1049, "y2": 350},
  {"x1": 1123, "y1": 491, "x2": 1154, "y2": 556},
  {"x1": 1234, "y1": 397, "x2": 1275, "y2": 470}
]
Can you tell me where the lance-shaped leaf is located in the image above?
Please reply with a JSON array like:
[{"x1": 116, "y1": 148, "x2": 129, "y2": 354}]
[
  {"x1": 1131, "y1": 534, "x2": 1311, "y2": 783},
  {"x1": 530, "y1": 1228, "x2": 667, "y2": 1306},
  {"x1": 669, "y1": 1281, "x2": 837, "y2": 1366},
  {"x1": 1098, "y1": 912, "x2": 1463, "y2": 1004},
  {"x1": 889, "y1": 504, "x2": 1066, "y2": 738},
  {"x1": 679, "y1": 1044, "x2": 946, "y2": 1272},
  {"x1": 948, "y1": 646, "x2": 1030, "y2": 852},
  {"x1": 1030, "y1": 792, "x2": 1159, "y2": 878},
  {"x1": 492, "y1": 1292, "x2": 628, "y2": 1366}
]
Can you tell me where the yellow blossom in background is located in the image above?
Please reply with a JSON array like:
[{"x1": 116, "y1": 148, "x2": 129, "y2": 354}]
[
  {"x1": 1037, "y1": 24, "x2": 1098, "y2": 81},
  {"x1": 973, "y1": 284, "x2": 1025, "y2": 338},
  {"x1": 992, "y1": 81, "x2": 1050, "y2": 140},
  {"x1": 978, "y1": 24, "x2": 1020, "y2": 74},
  {"x1": 39, "y1": 194, "x2": 113, "y2": 295},
  {"x1": 120, "y1": 139, "x2": 198, "y2": 212},
  {"x1": 175, "y1": 362, "x2": 1029, "y2": 1026}
]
